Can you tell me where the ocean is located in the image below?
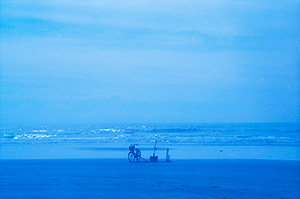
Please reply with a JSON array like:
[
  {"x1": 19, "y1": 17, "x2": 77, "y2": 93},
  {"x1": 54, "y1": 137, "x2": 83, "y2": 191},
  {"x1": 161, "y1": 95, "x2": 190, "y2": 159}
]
[{"x1": 1, "y1": 123, "x2": 299, "y2": 160}]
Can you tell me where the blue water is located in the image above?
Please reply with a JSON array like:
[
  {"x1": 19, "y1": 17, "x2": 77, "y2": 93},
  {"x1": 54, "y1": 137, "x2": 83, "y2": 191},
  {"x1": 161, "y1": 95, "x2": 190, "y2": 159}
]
[{"x1": 1, "y1": 123, "x2": 299, "y2": 160}]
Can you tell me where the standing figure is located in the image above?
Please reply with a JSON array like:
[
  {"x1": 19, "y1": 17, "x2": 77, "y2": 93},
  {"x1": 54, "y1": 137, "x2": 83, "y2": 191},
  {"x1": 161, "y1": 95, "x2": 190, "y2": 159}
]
[{"x1": 166, "y1": 148, "x2": 171, "y2": 162}]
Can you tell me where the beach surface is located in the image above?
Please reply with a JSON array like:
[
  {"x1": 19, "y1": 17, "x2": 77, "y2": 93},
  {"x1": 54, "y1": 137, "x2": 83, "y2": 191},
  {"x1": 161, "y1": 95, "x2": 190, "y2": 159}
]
[{"x1": 1, "y1": 159, "x2": 299, "y2": 199}]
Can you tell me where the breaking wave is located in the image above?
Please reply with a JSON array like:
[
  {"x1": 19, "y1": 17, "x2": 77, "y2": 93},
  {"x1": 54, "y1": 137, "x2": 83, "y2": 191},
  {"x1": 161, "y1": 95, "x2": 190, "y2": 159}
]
[{"x1": 0, "y1": 123, "x2": 299, "y2": 146}]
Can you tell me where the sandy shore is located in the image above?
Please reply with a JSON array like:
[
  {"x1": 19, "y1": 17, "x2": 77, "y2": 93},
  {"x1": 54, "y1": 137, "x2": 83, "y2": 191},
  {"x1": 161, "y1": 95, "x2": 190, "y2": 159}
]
[
  {"x1": 1, "y1": 159, "x2": 299, "y2": 199},
  {"x1": 2, "y1": 144, "x2": 299, "y2": 160}
]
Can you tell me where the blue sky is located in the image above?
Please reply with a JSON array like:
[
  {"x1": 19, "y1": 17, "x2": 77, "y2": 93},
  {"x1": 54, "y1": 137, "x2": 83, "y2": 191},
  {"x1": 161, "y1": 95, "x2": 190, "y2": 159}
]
[{"x1": 1, "y1": 0, "x2": 299, "y2": 125}]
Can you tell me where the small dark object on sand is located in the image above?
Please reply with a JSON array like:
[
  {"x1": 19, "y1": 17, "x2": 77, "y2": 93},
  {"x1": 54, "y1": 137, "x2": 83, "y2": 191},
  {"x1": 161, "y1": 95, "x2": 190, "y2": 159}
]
[
  {"x1": 150, "y1": 140, "x2": 158, "y2": 162},
  {"x1": 150, "y1": 156, "x2": 158, "y2": 162}
]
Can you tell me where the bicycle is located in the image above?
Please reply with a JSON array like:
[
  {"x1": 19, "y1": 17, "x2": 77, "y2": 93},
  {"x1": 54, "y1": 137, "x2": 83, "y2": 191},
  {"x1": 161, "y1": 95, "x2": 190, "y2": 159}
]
[{"x1": 128, "y1": 144, "x2": 142, "y2": 163}]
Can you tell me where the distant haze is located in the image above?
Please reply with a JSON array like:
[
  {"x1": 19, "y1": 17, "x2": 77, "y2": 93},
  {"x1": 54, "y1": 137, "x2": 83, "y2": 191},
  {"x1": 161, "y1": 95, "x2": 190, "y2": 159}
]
[{"x1": 1, "y1": 0, "x2": 299, "y2": 125}]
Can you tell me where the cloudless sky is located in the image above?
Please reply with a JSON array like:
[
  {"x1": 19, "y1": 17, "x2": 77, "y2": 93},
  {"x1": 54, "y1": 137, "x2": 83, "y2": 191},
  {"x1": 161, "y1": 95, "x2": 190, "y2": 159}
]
[{"x1": 0, "y1": 0, "x2": 299, "y2": 125}]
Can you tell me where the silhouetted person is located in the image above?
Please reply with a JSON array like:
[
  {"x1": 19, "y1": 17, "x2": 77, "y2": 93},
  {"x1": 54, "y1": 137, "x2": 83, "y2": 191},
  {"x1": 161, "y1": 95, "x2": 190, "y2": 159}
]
[{"x1": 166, "y1": 148, "x2": 171, "y2": 162}]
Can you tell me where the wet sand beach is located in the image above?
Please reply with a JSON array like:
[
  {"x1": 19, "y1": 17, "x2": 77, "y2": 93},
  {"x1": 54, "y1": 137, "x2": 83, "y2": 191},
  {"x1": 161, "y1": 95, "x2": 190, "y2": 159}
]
[{"x1": 1, "y1": 159, "x2": 299, "y2": 199}]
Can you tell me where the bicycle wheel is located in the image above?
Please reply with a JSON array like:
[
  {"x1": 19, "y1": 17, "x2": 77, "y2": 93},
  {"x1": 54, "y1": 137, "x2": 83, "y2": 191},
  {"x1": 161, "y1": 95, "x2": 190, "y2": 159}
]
[
  {"x1": 128, "y1": 152, "x2": 135, "y2": 163},
  {"x1": 135, "y1": 149, "x2": 141, "y2": 161}
]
